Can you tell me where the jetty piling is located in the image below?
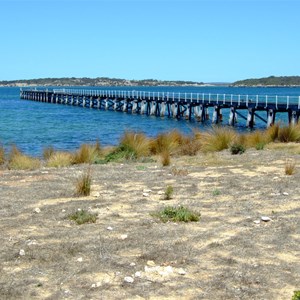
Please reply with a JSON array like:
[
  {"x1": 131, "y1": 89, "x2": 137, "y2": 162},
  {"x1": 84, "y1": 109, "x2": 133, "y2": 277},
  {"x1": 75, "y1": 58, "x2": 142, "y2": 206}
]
[{"x1": 20, "y1": 88, "x2": 300, "y2": 128}]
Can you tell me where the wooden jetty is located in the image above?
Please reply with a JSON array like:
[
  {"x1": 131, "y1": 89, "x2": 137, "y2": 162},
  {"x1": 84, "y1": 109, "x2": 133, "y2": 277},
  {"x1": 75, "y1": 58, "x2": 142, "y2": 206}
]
[{"x1": 20, "y1": 88, "x2": 300, "y2": 128}]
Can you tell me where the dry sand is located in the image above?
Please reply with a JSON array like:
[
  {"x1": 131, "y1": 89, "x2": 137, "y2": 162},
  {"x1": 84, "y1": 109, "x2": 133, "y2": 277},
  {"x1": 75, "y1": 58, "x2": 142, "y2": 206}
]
[{"x1": 0, "y1": 147, "x2": 299, "y2": 299}]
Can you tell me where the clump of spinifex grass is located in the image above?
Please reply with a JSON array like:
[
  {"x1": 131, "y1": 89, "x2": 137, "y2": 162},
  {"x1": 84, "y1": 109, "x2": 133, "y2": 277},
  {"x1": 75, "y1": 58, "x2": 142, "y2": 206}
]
[
  {"x1": 163, "y1": 185, "x2": 174, "y2": 200},
  {"x1": 0, "y1": 145, "x2": 5, "y2": 165},
  {"x1": 43, "y1": 146, "x2": 55, "y2": 160},
  {"x1": 150, "y1": 130, "x2": 183, "y2": 155},
  {"x1": 68, "y1": 209, "x2": 97, "y2": 225},
  {"x1": 73, "y1": 141, "x2": 102, "y2": 164},
  {"x1": 285, "y1": 159, "x2": 296, "y2": 175},
  {"x1": 75, "y1": 169, "x2": 92, "y2": 196},
  {"x1": 200, "y1": 127, "x2": 237, "y2": 153},
  {"x1": 8, "y1": 145, "x2": 41, "y2": 170},
  {"x1": 153, "y1": 205, "x2": 200, "y2": 223},
  {"x1": 244, "y1": 130, "x2": 267, "y2": 149},
  {"x1": 160, "y1": 150, "x2": 171, "y2": 166},
  {"x1": 278, "y1": 125, "x2": 300, "y2": 143},
  {"x1": 46, "y1": 151, "x2": 73, "y2": 168},
  {"x1": 105, "y1": 131, "x2": 150, "y2": 162}
]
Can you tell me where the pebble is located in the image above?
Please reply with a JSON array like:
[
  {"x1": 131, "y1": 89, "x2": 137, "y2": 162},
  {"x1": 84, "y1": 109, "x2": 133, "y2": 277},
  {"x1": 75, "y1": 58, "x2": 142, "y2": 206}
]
[
  {"x1": 107, "y1": 226, "x2": 113, "y2": 231},
  {"x1": 177, "y1": 268, "x2": 187, "y2": 275},
  {"x1": 146, "y1": 260, "x2": 156, "y2": 267},
  {"x1": 120, "y1": 234, "x2": 128, "y2": 240},
  {"x1": 282, "y1": 192, "x2": 289, "y2": 196},
  {"x1": 143, "y1": 189, "x2": 152, "y2": 193},
  {"x1": 261, "y1": 216, "x2": 272, "y2": 222},
  {"x1": 124, "y1": 276, "x2": 134, "y2": 283},
  {"x1": 130, "y1": 262, "x2": 136, "y2": 267},
  {"x1": 143, "y1": 193, "x2": 149, "y2": 197},
  {"x1": 19, "y1": 249, "x2": 25, "y2": 256},
  {"x1": 134, "y1": 271, "x2": 141, "y2": 278},
  {"x1": 253, "y1": 220, "x2": 260, "y2": 224},
  {"x1": 62, "y1": 209, "x2": 66, "y2": 213},
  {"x1": 77, "y1": 257, "x2": 83, "y2": 262},
  {"x1": 34, "y1": 207, "x2": 41, "y2": 214}
]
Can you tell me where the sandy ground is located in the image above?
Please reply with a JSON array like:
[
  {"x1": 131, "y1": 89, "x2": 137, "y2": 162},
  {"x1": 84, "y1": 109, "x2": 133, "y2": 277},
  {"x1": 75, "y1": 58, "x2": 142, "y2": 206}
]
[{"x1": 0, "y1": 146, "x2": 299, "y2": 300}]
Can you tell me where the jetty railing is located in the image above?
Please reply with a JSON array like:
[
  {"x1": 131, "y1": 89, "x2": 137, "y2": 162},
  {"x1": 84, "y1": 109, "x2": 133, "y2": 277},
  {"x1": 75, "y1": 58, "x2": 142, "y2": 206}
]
[{"x1": 20, "y1": 88, "x2": 300, "y2": 128}]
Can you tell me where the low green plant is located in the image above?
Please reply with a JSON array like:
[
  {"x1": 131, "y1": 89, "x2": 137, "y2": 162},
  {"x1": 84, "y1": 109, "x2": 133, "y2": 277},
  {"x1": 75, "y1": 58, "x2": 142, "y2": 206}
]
[
  {"x1": 291, "y1": 290, "x2": 300, "y2": 300},
  {"x1": 153, "y1": 205, "x2": 200, "y2": 223},
  {"x1": 255, "y1": 142, "x2": 266, "y2": 150},
  {"x1": 75, "y1": 169, "x2": 92, "y2": 196},
  {"x1": 164, "y1": 185, "x2": 174, "y2": 200},
  {"x1": 212, "y1": 188, "x2": 221, "y2": 196},
  {"x1": 69, "y1": 209, "x2": 97, "y2": 225},
  {"x1": 230, "y1": 143, "x2": 245, "y2": 155}
]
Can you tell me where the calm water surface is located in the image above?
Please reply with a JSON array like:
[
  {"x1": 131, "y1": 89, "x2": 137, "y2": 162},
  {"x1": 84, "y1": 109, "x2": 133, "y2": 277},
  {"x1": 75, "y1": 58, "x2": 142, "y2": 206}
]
[{"x1": 1, "y1": 86, "x2": 300, "y2": 156}]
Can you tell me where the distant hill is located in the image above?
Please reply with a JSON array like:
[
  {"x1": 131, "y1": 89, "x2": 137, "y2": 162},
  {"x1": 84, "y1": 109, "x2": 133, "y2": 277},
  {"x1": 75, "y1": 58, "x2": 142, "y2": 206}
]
[
  {"x1": 231, "y1": 76, "x2": 300, "y2": 87},
  {"x1": 0, "y1": 77, "x2": 206, "y2": 87}
]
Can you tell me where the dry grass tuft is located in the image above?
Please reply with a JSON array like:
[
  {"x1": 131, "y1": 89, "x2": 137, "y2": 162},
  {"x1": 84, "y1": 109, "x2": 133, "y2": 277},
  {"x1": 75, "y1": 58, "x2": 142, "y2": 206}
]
[
  {"x1": 73, "y1": 142, "x2": 102, "y2": 164},
  {"x1": 285, "y1": 159, "x2": 296, "y2": 175},
  {"x1": 8, "y1": 146, "x2": 41, "y2": 170},
  {"x1": 43, "y1": 146, "x2": 55, "y2": 160},
  {"x1": 266, "y1": 123, "x2": 280, "y2": 142},
  {"x1": 150, "y1": 130, "x2": 183, "y2": 155},
  {"x1": 244, "y1": 130, "x2": 268, "y2": 149},
  {"x1": 160, "y1": 150, "x2": 171, "y2": 166},
  {"x1": 46, "y1": 151, "x2": 73, "y2": 168},
  {"x1": 75, "y1": 169, "x2": 92, "y2": 196},
  {"x1": 0, "y1": 145, "x2": 5, "y2": 165},
  {"x1": 278, "y1": 125, "x2": 300, "y2": 143},
  {"x1": 200, "y1": 127, "x2": 237, "y2": 152}
]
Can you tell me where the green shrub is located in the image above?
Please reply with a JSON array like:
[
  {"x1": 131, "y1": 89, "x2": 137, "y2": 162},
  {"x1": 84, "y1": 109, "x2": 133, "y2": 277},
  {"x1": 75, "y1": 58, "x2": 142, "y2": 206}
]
[
  {"x1": 292, "y1": 291, "x2": 300, "y2": 300},
  {"x1": 153, "y1": 205, "x2": 200, "y2": 223},
  {"x1": 69, "y1": 210, "x2": 97, "y2": 225},
  {"x1": 164, "y1": 185, "x2": 174, "y2": 200},
  {"x1": 230, "y1": 143, "x2": 245, "y2": 155},
  {"x1": 212, "y1": 189, "x2": 221, "y2": 196}
]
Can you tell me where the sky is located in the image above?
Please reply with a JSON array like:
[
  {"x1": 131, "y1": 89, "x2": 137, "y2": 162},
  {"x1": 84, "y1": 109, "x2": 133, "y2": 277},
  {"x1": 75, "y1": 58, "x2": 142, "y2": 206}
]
[{"x1": 0, "y1": 0, "x2": 299, "y2": 83}]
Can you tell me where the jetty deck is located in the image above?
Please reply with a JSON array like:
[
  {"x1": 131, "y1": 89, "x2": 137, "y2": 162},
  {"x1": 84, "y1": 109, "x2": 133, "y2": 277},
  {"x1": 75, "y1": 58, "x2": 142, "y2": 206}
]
[{"x1": 20, "y1": 88, "x2": 300, "y2": 128}]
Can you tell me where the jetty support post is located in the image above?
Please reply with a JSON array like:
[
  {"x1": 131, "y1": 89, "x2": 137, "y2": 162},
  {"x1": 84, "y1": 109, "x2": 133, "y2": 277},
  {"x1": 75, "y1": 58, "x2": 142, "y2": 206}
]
[
  {"x1": 212, "y1": 106, "x2": 221, "y2": 124},
  {"x1": 160, "y1": 101, "x2": 166, "y2": 117},
  {"x1": 288, "y1": 110, "x2": 299, "y2": 125},
  {"x1": 228, "y1": 107, "x2": 237, "y2": 126},
  {"x1": 246, "y1": 108, "x2": 255, "y2": 128},
  {"x1": 267, "y1": 109, "x2": 276, "y2": 127}
]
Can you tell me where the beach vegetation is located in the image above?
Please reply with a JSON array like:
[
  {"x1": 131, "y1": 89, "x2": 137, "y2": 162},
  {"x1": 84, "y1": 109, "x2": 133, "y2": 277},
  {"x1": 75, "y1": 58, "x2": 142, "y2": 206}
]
[
  {"x1": 230, "y1": 143, "x2": 246, "y2": 155},
  {"x1": 160, "y1": 150, "x2": 171, "y2": 166},
  {"x1": 0, "y1": 145, "x2": 5, "y2": 165},
  {"x1": 285, "y1": 159, "x2": 296, "y2": 175},
  {"x1": 75, "y1": 169, "x2": 92, "y2": 196},
  {"x1": 73, "y1": 142, "x2": 102, "y2": 164},
  {"x1": 43, "y1": 146, "x2": 55, "y2": 160},
  {"x1": 244, "y1": 130, "x2": 267, "y2": 149},
  {"x1": 153, "y1": 205, "x2": 200, "y2": 223},
  {"x1": 201, "y1": 127, "x2": 237, "y2": 152},
  {"x1": 8, "y1": 145, "x2": 41, "y2": 170},
  {"x1": 291, "y1": 290, "x2": 300, "y2": 300},
  {"x1": 46, "y1": 151, "x2": 73, "y2": 168},
  {"x1": 278, "y1": 125, "x2": 300, "y2": 143},
  {"x1": 164, "y1": 185, "x2": 174, "y2": 200},
  {"x1": 150, "y1": 130, "x2": 183, "y2": 155},
  {"x1": 68, "y1": 209, "x2": 97, "y2": 225}
]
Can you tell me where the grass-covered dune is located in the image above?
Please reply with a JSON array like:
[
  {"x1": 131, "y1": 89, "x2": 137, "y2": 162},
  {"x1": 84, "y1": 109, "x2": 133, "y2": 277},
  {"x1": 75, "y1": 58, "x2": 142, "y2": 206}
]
[{"x1": 0, "y1": 125, "x2": 300, "y2": 299}]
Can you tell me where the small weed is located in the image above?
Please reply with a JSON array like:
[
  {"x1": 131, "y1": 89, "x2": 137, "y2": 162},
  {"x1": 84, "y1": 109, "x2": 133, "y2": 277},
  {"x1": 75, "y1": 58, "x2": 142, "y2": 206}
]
[
  {"x1": 212, "y1": 188, "x2": 221, "y2": 196},
  {"x1": 171, "y1": 167, "x2": 189, "y2": 176},
  {"x1": 69, "y1": 210, "x2": 97, "y2": 225},
  {"x1": 291, "y1": 291, "x2": 300, "y2": 300},
  {"x1": 153, "y1": 205, "x2": 200, "y2": 223},
  {"x1": 255, "y1": 142, "x2": 265, "y2": 150},
  {"x1": 285, "y1": 159, "x2": 296, "y2": 175},
  {"x1": 230, "y1": 143, "x2": 245, "y2": 155},
  {"x1": 75, "y1": 169, "x2": 92, "y2": 196},
  {"x1": 136, "y1": 165, "x2": 146, "y2": 171},
  {"x1": 164, "y1": 185, "x2": 174, "y2": 200}
]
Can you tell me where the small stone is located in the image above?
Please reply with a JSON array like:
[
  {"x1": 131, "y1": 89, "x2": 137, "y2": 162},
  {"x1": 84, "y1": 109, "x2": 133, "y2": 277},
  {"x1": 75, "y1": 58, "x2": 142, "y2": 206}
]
[
  {"x1": 19, "y1": 249, "x2": 25, "y2": 256},
  {"x1": 26, "y1": 239, "x2": 37, "y2": 246},
  {"x1": 146, "y1": 260, "x2": 156, "y2": 267},
  {"x1": 62, "y1": 209, "x2": 66, "y2": 213},
  {"x1": 124, "y1": 276, "x2": 134, "y2": 283},
  {"x1": 91, "y1": 284, "x2": 96, "y2": 288},
  {"x1": 130, "y1": 262, "x2": 136, "y2": 267},
  {"x1": 120, "y1": 234, "x2": 128, "y2": 240},
  {"x1": 253, "y1": 220, "x2": 260, "y2": 224},
  {"x1": 134, "y1": 271, "x2": 141, "y2": 278},
  {"x1": 77, "y1": 257, "x2": 83, "y2": 262},
  {"x1": 143, "y1": 189, "x2": 152, "y2": 193},
  {"x1": 107, "y1": 226, "x2": 113, "y2": 231},
  {"x1": 34, "y1": 207, "x2": 41, "y2": 214},
  {"x1": 261, "y1": 216, "x2": 272, "y2": 222},
  {"x1": 177, "y1": 268, "x2": 187, "y2": 275},
  {"x1": 282, "y1": 192, "x2": 289, "y2": 196},
  {"x1": 77, "y1": 208, "x2": 82, "y2": 211},
  {"x1": 143, "y1": 193, "x2": 149, "y2": 197}
]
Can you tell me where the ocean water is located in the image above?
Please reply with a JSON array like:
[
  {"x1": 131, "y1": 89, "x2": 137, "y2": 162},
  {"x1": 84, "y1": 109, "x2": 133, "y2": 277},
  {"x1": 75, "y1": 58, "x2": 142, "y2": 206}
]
[{"x1": 1, "y1": 86, "x2": 300, "y2": 156}]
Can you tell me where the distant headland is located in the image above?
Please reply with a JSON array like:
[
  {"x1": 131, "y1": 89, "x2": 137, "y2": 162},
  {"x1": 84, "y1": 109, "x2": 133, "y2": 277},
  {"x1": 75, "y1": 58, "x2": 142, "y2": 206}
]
[{"x1": 0, "y1": 76, "x2": 300, "y2": 87}]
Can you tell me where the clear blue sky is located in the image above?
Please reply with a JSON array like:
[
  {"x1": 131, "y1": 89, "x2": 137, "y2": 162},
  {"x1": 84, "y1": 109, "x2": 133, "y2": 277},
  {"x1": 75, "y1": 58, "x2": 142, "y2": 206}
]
[{"x1": 1, "y1": 0, "x2": 299, "y2": 83}]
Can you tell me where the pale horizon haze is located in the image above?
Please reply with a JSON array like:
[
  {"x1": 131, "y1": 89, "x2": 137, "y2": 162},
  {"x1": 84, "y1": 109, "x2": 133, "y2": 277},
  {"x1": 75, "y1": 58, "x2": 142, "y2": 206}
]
[{"x1": 0, "y1": 0, "x2": 299, "y2": 83}]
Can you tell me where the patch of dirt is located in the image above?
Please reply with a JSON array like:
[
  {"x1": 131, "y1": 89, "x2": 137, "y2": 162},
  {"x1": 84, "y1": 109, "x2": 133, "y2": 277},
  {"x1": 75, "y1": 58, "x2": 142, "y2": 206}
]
[{"x1": 0, "y1": 148, "x2": 299, "y2": 299}]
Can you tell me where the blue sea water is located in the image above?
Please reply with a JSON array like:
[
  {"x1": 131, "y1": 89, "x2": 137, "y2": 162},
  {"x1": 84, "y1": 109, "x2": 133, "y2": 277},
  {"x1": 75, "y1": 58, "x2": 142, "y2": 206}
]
[{"x1": 1, "y1": 86, "x2": 300, "y2": 156}]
